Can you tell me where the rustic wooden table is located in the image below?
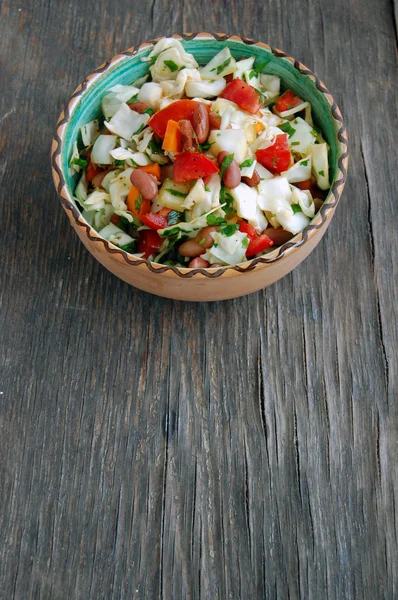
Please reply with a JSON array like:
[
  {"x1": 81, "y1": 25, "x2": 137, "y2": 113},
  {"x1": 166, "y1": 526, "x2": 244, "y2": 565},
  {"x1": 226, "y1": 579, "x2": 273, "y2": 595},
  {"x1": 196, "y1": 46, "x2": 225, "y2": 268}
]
[{"x1": 1, "y1": 0, "x2": 397, "y2": 598}]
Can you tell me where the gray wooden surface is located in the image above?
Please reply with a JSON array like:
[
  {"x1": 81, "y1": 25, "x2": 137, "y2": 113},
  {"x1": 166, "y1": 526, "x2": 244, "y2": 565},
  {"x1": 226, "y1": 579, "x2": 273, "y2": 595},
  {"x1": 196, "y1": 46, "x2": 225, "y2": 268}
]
[{"x1": 1, "y1": 0, "x2": 397, "y2": 598}]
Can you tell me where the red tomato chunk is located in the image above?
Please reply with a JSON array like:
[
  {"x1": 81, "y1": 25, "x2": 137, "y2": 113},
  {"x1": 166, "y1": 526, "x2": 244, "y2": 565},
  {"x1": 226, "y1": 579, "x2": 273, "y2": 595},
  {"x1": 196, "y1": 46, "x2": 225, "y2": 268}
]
[
  {"x1": 173, "y1": 152, "x2": 219, "y2": 182},
  {"x1": 148, "y1": 100, "x2": 200, "y2": 137},
  {"x1": 255, "y1": 134, "x2": 292, "y2": 174},
  {"x1": 137, "y1": 230, "x2": 163, "y2": 258},
  {"x1": 274, "y1": 90, "x2": 303, "y2": 113},
  {"x1": 220, "y1": 78, "x2": 263, "y2": 114}
]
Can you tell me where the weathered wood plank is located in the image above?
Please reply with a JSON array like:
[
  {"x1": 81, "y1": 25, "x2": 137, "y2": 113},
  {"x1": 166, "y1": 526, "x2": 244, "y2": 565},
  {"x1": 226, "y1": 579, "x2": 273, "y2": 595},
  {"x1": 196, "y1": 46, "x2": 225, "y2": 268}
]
[{"x1": 0, "y1": 0, "x2": 397, "y2": 598}]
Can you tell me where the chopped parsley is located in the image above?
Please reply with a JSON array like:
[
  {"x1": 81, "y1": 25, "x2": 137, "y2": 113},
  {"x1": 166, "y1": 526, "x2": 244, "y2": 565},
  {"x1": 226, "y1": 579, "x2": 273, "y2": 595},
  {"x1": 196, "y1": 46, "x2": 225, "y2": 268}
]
[
  {"x1": 127, "y1": 93, "x2": 139, "y2": 103},
  {"x1": 114, "y1": 159, "x2": 125, "y2": 166},
  {"x1": 72, "y1": 158, "x2": 87, "y2": 169},
  {"x1": 240, "y1": 158, "x2": 255, "y2": 169},
  {"x1": 291, "y1": 204, "x2": 302, "y2": 214},
  {"x1": 211, "y1": 57, "x2": 231, "y2": 75},
  {"x1": 135, "y1": 195, "x2": 142, "y2": 212},
  {"x1": 199, "y1": 140, "x2": 215, "y2": 152},
  {"x1": 120, "y1": 241, "x2": 137, "y2": 253},
  {"x1": 254, "y1": 88, "x2": 265, "y2": 103},
  {"x1": 220, "y1": 223, "x2": 238, "y2": 237},
  {"x1": 199, "y1": 238, "x2": 206, "y2": 245},
  {"x1": 291, "y1": 141, "x2": 300, "y2": 146},
  {"x1": 311, "y1": 128, "x2": 318, "y2": 137},
  {"x1": 166, "y1": 189, "x2": 188, "y2": 198},
  {"x1": 219, "y1": 153, "x2": 234, "y2": 179},
  {"x1": 251, "y1": 59, "x2": 270, "y2": 78},
  {"x1": 147, "y1": 138, "x2": 162, "y2": 154},
  {"x1": 167, "y1": 210, "x2": 183, "y2": 226},
  {"x1": 143, "y1": 107, "x2": 154, "y2": 116},
  {"x1": 318, "y1": 170, "x2": 325, "y2": 177},
  {"x1": 133, "y1": 123, "x2": 146, "y2": 136},
  {"x1": 164, "y1": 59, "x2": 179, "y2": 72},
  {"x1": 213, "y1": 242, "x2": 219, "y2": 248},
  {"x1": 242, "y1": 236, "x2": 249, "y2": 249},
  {"x1": 220, "y1": 186, "x2": 235, "y2": 217},
  {"x1": 148, "y1": 53, "x2": 159, "y2": 65},
  {"x1": 204, "y1": 185, "x2": 211, "y2": 192},
  {"x1": 279, "y1": 122, "x2": 296, "y2": 138},
  {"x1": 207, "y1": 214, "x2": 226, "y2": 226},
  {"x1": 301, "y1": 159, "x2": 309, "y2": 166}
]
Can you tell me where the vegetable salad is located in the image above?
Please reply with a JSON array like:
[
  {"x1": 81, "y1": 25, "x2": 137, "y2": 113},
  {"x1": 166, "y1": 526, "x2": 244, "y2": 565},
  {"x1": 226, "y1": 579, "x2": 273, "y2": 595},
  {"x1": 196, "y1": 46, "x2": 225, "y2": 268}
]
[{"x1": 71, "y1": 39, "x2": 330, "y2": 267}]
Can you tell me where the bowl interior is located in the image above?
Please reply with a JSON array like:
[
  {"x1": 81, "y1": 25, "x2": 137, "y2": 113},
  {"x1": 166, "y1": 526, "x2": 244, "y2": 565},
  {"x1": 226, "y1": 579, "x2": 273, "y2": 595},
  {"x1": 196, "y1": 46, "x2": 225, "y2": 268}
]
[{"x1": 61, "y1": 36, "x2": 342, "y2": 218}]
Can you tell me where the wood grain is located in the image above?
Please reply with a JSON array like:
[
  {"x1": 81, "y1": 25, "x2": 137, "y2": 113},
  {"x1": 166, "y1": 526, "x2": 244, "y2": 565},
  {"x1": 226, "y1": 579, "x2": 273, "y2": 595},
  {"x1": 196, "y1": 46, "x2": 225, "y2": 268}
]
[{"x1": 0, "y1": 0, "x2": 397, "y2": 598}]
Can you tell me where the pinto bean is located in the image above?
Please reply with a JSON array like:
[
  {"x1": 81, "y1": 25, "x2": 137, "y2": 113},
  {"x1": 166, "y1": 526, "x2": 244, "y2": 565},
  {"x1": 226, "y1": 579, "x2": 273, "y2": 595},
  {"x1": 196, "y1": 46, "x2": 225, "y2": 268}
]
[
  {"x1": 209, "y1": 112, "x2": 222, "y2": 130},
  {"x1": 178, "y1": 240, "x2": 204, "y2": 258},
  {"x1": 264, "y1": 227, "x2": 294, "y2": 245},
  {"x1": 128, "y1": 101, "x2": 151, "y2": 114},
  {"x1": 192, "y1": 103, "x2": 210, "y2": 144},
  {"x1": 130, "y1": 169, "x2": 158, "y2": 200},
  {"x1": 217, "y1": 151, "x2": 241, "y2": 189},
  {"x1": 188, "y1": 257, "x2": 210, "y2": 268},
  {"x1": 178, "y1": 119, "x2": 198, "y2": 152},
  {"x1": 242, "y1": 170, "x2": 261, "y2": 187},
  {"x1": 194, "y1": 226, "x2": 218, "y2": 249}
]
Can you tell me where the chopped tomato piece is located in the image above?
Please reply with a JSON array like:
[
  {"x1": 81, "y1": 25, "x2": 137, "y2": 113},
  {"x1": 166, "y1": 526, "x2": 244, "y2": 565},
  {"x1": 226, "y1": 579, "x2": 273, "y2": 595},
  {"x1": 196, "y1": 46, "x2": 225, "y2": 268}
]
[
  {"x1": 255, "y1": 134, "x2": 292, "y2": 174},
  {"x1": 173, "y1": 152, "x2": 219, "y2": 182},
  {"x1": 148, "y1": 100, "x2": 199, "y2": 138},
  {"x1": 220, "y1": 78, "x2": 262, "y2": 114},
  {"x1": 140, "y1": 212, "x2": 169, "y2": 230},
  {"x1": 238, "y1": 220, "x2": 257, "y2": 241},
  {"x1": 86, "y1": 162, "x2": 103, "y2": 182},
  {"x1": 137, "y1": 230, "x2": 163, "y2": 258},
  {"x1": 246, "y1": 233, "x2": 274, "y2": 258},
  {"x1": 274, "y1": 90, "x2": 303, "y2": 113},
  {"x1": 295, "y1": 179, "x2": 312, "y2": 190}
]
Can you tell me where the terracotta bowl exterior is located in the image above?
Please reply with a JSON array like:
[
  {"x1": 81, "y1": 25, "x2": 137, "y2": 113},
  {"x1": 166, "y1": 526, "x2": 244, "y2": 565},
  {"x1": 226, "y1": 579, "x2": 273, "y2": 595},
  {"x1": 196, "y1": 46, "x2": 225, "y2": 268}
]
[{"x1": 51, "y1": 33, "x2": 348, "y2": 301}]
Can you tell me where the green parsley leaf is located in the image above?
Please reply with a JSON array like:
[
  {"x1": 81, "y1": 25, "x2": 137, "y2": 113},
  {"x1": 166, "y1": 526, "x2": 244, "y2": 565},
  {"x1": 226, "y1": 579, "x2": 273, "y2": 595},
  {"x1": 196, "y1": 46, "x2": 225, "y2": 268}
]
[
  {"x1": 199, "y1": 238, "x2": 206, "y2": 245},
  {"x1": 220, "y1": 185, "x2": 235, "y2": 217},
  {"x1": 318, "y1": 170, "x2": 325, "y2": 177},
  {"x1": 167, "y1": 210, "x2": 183, "y2": 226},
  {"x1": 301, "y1": 159, "x2": 309, "y2": 166},
  {"x1": 219, "y1": 153, "x2": 234, "y2": 179},
  {"x1": 147, "y1": 138, "x2": 162, "y2": 154},
  {"x1": 135, "y1": 195, "x2": 142, "y2": 212},
  {"x1": 291, "y1": 141, "x2": 300, "y2": 146},
  {"x1": 213, "y1": 242, "x2": 219, "y2": 248},
  {"x1": 114, "y1": 159, "x2": 125, "y2": 166},
  {"x1": 72, "y1": 158, "x2": 88, "y2": 169},
  {"x1": 254, "y1": 88, "x2": 265, "y2": 103},
  {"x1": 220, "y1": 223, "x2": 238, "y2": 237},
  {"x1": 127, "y1": 94, "x2": 139, "y2": 103},
  {"x1": 166, "y1": 189, "x2": 188, "y2": 198},
  {"x1": 311, "y1": 128, "x2": 318, "y2": 137},
  {"x1": 204, "y1": 185, "x2": 211, "y2": 192},
  {"x1": 239, "y1": 158, "x2": 255, "y2": 169},
  {"x1": 143, "y1": 107, "x2": 154, "y2": 116},
  {"x1": 242, "y1": 236, "x2": 249, "y2": 249},
  {"x1": 253, "y1": 59, "x2": 270, "y2": 76},
  {"x1": 211, "y1": 57, "x2": 232, "y2": 75},
  {"x1": 164, "y1": 59, "x2": 179, "y2": 72},
  {"x1": 148, "y1": 53, "x2": 159, "y2": 65},
  {"x1": 120, "y1": 241, "x2": 137, "y2": 252},
  {"x1": 199, "y1": 140, "x2": 215, "y2": 152},
  {"x1": 133, "y1": 123, "x2": 146, "y2": 136},
  {"x1": 279, "y1": 122, "x2": 296, "y2": 138},
  {"x1": 207, "y1": 214, "x2": 226, "y2": 226},
  {"x1": 291, "y1": 204, "x2": 302, "y2": 214}
]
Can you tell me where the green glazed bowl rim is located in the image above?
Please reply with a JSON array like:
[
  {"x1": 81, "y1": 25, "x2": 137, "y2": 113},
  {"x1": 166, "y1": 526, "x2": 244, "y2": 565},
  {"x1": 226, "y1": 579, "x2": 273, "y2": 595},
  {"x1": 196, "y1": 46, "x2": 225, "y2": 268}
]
[{"x1": 51, "y1": 33, "x2": 349, "y2": 279}]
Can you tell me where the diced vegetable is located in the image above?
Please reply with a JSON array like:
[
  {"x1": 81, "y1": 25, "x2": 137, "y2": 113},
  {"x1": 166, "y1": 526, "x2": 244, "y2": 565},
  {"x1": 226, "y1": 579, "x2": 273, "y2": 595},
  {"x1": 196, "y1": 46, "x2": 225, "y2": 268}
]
[
  {"x1": 287, "y1": 117, "x2": 317, "y2": 154},
  {"x1": 173, "y1": 152, "x2": 219, "y2": 182},
  {"x1": 256, "y1": 134, "x2": 292, "y2": 174},
  {"x1": 80, "y1": 120, "x2": 100, "y2": 146},
  {"x1": 220, "y1": 78, "x2": 263, "y2": 114},
  {"x1": 91, "y1": 135, "x2": 117, "y2": 165},
  {"x1": 162, "y1": 120, "x2": 182, "y2": 152},
  {"x1": 246, "y1": 233, "x2": 274, "y2": 257},
  {"x1": 148, "y1": 99, "x2": 199, "y2": 137},
  {"x1": 200, "y1": 47, "x2": 237, "y2": 80},
  {"x1": 137, "y1": 229, "x2": 163, "y2": 258},
  {"x1": 208, "y1": 129, "x2": 248, "y2": 165},
  {"x1": 157, "y1": 178, "x2": 191, "y2": 211},
  {"x1": 307, "y1": 143, "x2": 330, "y2": 190},
  {"x1": 104, "y1": 103, "x2": 149, "y2": 141},
  {"x1": 274, "y1": 90, "x2": 304, "y2": 114}
]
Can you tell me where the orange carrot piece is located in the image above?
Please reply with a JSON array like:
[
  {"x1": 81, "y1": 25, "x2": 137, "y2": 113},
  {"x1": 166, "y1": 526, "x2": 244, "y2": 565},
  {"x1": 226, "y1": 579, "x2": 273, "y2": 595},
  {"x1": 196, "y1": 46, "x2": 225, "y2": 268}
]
[
  {"x1": 126, "y1": 184, "x2": 151, "y2": 219},
  {"x1": 162, "y1": 120, "x2": 182, "y2": 153},
  {"x1": 138, "y1": 163, "x2": 161, "y2": 180}
]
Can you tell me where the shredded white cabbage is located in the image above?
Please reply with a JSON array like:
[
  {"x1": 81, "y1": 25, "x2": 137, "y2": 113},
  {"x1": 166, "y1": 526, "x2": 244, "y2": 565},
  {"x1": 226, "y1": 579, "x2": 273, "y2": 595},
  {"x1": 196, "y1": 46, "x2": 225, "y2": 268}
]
[
  {"x1": 91, "y1": 134, "x2": 117, "y2": 165},
  {"x1": 104, "y1": 103, "x2": 149, "y2": 141}
]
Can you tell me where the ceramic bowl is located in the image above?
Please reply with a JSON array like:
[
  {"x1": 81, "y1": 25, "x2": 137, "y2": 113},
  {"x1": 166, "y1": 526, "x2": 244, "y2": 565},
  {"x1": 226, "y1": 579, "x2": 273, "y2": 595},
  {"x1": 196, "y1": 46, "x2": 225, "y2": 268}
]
[{"x1": 51, "y1": 33, "x2": 348, "y2": 301}]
